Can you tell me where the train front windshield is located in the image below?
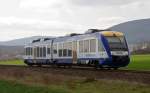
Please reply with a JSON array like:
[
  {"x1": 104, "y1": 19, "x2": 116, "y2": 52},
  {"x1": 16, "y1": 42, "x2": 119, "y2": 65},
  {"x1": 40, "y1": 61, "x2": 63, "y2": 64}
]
[{"x1": 106, "y1": 36, "x2": 128, "y2": 51}]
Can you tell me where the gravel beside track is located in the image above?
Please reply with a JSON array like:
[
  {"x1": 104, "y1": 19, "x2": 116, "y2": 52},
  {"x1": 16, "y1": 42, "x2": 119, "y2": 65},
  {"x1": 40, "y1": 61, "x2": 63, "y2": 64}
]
[{"x1": 0, "y1": 65, "x2": 149, "y2": 85}]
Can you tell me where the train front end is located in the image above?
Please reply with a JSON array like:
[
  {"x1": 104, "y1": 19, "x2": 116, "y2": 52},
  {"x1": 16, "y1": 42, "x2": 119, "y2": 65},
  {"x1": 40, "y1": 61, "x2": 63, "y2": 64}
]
[{"x1": 101, "y1": 31, "x2": 130, "y2": 68}]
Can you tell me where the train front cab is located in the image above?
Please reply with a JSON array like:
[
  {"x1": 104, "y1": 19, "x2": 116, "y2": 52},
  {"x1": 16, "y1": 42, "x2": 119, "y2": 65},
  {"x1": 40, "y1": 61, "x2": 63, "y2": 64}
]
[{"x1": 99, "y1": 31, "x2": 130, "y2": 68}]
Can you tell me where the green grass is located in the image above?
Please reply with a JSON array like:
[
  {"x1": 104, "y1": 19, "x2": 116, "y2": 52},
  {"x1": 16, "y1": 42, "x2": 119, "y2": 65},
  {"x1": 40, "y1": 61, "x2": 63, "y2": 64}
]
[
  {"x1": 0, "y1": 80, "x2": 67, "y2": 93},
  {"x1": 0, "y1": 59, "x2": 25, "y2": 65},
  {"x1": 127, "y1": 54, "x2": 150, "y2": 71},
  {"x1": 67, "y1": 79, "x2": 150, "y2": 93},
  {"x1": 0, "y1": 79, "x2": 149, "y2": 93}
]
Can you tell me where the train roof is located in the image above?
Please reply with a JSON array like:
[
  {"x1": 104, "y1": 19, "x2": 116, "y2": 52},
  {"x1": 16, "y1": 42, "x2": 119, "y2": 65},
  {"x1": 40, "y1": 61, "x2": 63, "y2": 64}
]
[
  {"x1": 53, "y1": 30, "x2": 124, "y2": 43},
  {"x1": 25, "y1": 29, "x2": 124, "y2": 46}
]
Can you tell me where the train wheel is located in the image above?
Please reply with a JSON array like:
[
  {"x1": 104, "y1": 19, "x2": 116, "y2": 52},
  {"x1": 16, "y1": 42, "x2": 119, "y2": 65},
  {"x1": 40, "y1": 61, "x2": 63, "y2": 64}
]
[
  {"x1": 99, "y1": 66, "x2": 104, "y2": 70},
  {"x1": 107, "y1": 68, "x2": 111, "y2": 70},
  {"x1": 94, "y1": 60, "x2": 99, "y2": 69},
  {"x1": 37, "y1": 64, "x2": 42, "y2": 67},
  {"x1": 68, "y1": 64, "x2": 72, "y2": 68},
  {"x1": 113, "y1": 67, "x2": 118, "y2": 70},
  {"x1": 27, "y1": 63, "x2": 33, "y2": 67}
]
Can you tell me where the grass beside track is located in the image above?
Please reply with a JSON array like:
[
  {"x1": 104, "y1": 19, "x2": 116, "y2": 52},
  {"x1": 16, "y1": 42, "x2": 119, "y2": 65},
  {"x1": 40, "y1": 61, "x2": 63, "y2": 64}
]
[
  {"x1": 0, "y1": 80, "x2": 67, "y2": 93},
  {"x1": 0, "y1": 54, "x2": 149, "y2": 71},
  {"x1": 127, "y1": 54, "x2": 150, "y2": 71},
  {"x1": 0, "y1": 59, "x2": 25, "y2": 65},
  {"x1": 0, "y1": 79, "x2": 149, "y2": 93}
]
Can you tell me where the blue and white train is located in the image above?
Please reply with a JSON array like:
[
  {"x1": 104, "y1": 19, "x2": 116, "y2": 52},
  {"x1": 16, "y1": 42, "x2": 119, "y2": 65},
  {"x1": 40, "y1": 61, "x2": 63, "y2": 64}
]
[{"x1": 24, "y1": 29, "x2": 130, "y2": 69}]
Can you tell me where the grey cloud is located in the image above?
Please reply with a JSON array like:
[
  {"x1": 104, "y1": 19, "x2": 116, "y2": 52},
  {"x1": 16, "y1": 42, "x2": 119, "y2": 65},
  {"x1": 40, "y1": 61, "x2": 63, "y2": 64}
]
[
  {"x1": 69, "y1": 0, "x2": 139, "y2": 6},
  {"x1": 0, "y1": 21, "x2": 85, "y2": 34}
]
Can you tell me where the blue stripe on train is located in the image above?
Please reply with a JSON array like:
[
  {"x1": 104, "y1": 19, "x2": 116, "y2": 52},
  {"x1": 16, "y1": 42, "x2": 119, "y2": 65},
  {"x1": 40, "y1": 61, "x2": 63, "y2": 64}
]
[
  {"x1": 99, "y1": 34, "x2": 111, "y2": 58},
  {"x1": 25, "y1": 58, "x2": 106, "y2": 65},
  {"x1": 24, "y1": 59, "x2": 52, "y2": 64},
  {"x1": 24, "y1": 58, "x2": 128, "y2": 67},
  {"x1": 95, "y1": 33, "x2": 112, "y2": 64}
]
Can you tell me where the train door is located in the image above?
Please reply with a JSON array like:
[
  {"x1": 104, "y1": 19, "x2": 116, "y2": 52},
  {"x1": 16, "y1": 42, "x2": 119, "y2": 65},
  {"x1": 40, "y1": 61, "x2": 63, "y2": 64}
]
[{"x1": 73, "y1": 41, "x2": 77, "y2": 64}]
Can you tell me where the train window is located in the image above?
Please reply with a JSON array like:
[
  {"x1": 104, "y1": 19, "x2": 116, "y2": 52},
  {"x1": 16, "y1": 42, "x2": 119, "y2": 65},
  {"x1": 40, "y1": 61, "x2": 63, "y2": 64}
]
[
  {"x1": 54, "y1": 49, "x2": 57, "y2": 54},
  {"x1": 68, "y1": 50, "x2": 72, "y2": 56},
  {"x1": 59, "y1": 50, "x2": 62, "y2": 57},
  {"x1": 25, "y1": 48, "x2": 27, "y2": 55},
  {"x1": 40, "y1": 47, "x2": 43, "y2": 57},
  {"x1": 90, "y1": 39, "x2": 96, "y2": 52},
  {"x1": 68, "y1": 42, "x2": 72, "y2": 56},
  {"x1": 26, "y1": 48, "x2": 29, "y2": 55},
  {"x1": 58, "y1": 43, "x2": 63, "y2": 57},
  {"x1": 54, "y1": 50, "x2": 57, "y2": 54},
  {"x1": 47, "y1": 47, "x2": 51, "y2": 54},
  {"x1": 26, "y1": 48, "x2": 28, "y2": 55},
  {"x1": 43, "y1": 47, "x2": 46, "y2": 57},
  {"x1": 63, "y1": 43, "x2": 67, "y2": 56},
  {"x1": 29, "y1": 48, "x2": 31, "y2": 55},
  {"x1": 79, "y1": 41, "x2": 84, "y2": 53},
  {"x1": 53, "y1": 44, "x2": 57, "y2": 54},
  {"x1": 98, "y1": 41, "x2": 104, "y2": 51},
  {"x1": 28, "y1": 47, "x2": 30, "y2": 55},
  {"x1": 84, "y1": 40, "x2": 89, "y2": 53},
  {"x1": 34, "y1": 48, "x2": 36, "y2": 57},
  {"x1": 26, "y1": 47, "x2": 32, "y2": 56},
  {"x1": 63, "y1": 49, "x2": 67, "y2": 56},
  {"x1": 30, "y1": 48, "x2": 33, "y2": 56},
  {"x1": 37, "y1": 47, "x2": 40, "y2": 57}
]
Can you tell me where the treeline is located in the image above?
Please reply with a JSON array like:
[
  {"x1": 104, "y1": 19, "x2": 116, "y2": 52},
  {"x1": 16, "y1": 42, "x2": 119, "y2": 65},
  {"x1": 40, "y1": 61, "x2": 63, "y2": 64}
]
[{"x1": 131, "y1": 41, "x2": 150, "y2": 54}]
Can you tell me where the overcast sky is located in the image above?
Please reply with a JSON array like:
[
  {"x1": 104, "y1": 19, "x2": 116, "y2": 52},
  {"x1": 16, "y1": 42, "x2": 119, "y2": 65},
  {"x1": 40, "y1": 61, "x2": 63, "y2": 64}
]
[{"x1": 0, "y1": 0, "x2": 150, "y2": 41}]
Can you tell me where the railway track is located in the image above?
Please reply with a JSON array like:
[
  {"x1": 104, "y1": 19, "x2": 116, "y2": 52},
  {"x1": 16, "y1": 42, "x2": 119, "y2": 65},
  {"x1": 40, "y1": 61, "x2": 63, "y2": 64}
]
[{"x1": 0, "y1": 65, "x2": 149, "y2": 85}]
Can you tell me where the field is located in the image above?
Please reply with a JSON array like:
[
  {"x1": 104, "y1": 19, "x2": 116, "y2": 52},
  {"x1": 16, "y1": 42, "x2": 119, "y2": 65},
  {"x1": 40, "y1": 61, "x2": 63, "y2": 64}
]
[
  {"x1": 0, "y1": 78, "x2": 149, "y2": 93},
  {"x1": 127, "y1": 55, "x2": 150, "y2": 71},
  {"x1": 0, "y1": 59, "x2": 26, "y2": 65}
]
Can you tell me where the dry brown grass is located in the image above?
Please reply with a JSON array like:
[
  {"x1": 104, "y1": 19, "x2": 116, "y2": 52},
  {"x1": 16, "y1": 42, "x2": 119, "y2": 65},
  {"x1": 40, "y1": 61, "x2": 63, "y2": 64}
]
[{"x1": 0, "y1": 67, "x2": 82, "y2": 86}]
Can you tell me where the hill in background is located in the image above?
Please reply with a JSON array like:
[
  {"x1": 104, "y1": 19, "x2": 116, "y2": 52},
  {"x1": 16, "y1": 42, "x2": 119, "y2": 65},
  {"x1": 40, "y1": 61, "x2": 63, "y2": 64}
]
[
  {"x1": 0, "y1": 36, "x2": 54, "y2": 46},
  {"x1": 110, "y1": 18, "x2": 150, "y2": 44}
]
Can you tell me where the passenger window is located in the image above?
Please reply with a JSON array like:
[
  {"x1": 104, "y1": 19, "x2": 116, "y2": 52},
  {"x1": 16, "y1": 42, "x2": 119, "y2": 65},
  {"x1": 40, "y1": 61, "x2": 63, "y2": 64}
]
[
  {"x1": 90, "y1": 39, "x2": 96, "y2": 52},
  {"x1": 79, "y1": 41, "x2": 84, "y2": 53},
  {"x1": 34, "y1": 48, "x2": 36, "y2": 57},
  {"x1": 59, "y1": 50, "x2": 62, "y2": 57},
  {"x1": 27, "y1": 47, "x2": 29, "y2": 55},
  {"x1": 63, "y1": 49, "x2": 67, "y2": 56},
  {"x1": 37, "y1": 47, "x2": 40, "y2": 57},
  {"x1": 26, "y1": 47, "x2": 32, "y2": 56},
  {"x1": 54, "y1": 50, "x2": 57, "y2": 54},
  {"x1": 25, "y1": 48, "x2": 27, "y2": 55},
  {"x1": 53, "y1": 44, "x2": 57, "y2": 54},
  {"x1": 43, "y1": 47, "x2": 46, "y2": 57},
  {"x1": 63, "y1": 43, "x2": 67, "y2": 56},
  {"x1": 84, "y1": 40, "x2": 89, "y2": 53},
  {"x1": 47, "y1": 47, "x2": 51, "y2": 54},
  {"x1": 40, "y1": 47, "x2": 43, "y2": 57},
  {"x1": 30, "y1": 48, "x2": 33, "y2": 56},
  {"x1": 58, "y1": 43, "x2": 63, "y2": 57},
  {"x1": 68, "y1": 42, "x2": 72, "y2": 56}
]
